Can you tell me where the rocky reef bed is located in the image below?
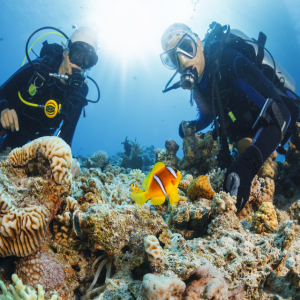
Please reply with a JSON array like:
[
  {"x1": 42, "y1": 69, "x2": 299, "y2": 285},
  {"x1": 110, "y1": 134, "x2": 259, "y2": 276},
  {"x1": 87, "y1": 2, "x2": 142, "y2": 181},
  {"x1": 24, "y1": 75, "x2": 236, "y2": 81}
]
[{"x1": 0, "y1": 129, "x2": 300, "y2": 300}]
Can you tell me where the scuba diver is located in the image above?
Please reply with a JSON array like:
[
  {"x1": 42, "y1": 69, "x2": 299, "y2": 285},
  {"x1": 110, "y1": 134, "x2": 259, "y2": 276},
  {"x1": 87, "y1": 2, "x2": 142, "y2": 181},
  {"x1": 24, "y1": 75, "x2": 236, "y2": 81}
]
[
  {"x1": 0, "y1": 26, "x2": 100, "y2": 151},
  {"x1": 160, "y1": 22, "x2": 300, "y2": 214}
]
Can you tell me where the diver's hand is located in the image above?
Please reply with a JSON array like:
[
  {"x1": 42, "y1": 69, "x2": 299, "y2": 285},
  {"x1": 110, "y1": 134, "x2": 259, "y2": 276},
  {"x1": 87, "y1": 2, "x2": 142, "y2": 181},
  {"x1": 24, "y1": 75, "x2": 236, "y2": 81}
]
[
  {"x1": 223, "y1": 145, "x2": 262, "y2": 213},
  {"x1": 179, "y1": 120, "x2": 197, "y2": 138},
  {"x1": 1, "y1": 109, "x2": 19, "y2": 132}
]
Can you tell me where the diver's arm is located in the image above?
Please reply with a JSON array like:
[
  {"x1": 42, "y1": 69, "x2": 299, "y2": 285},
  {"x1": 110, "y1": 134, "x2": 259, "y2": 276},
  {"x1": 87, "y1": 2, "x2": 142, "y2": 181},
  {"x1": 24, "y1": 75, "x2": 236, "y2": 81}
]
[{"x1": 179, "y1": 110, "x2": 213, "y2": 138}]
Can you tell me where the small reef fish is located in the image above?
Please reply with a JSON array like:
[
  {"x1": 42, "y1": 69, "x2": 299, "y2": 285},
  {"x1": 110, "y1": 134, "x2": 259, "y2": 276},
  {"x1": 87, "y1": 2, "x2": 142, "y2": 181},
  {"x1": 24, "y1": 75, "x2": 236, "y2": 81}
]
[
  {"x1": 130, "y1": 162, "x2": 182, "y2": 206},
  {"x1": 131, "y1": 183, "x2": 144, "y2": 194}
]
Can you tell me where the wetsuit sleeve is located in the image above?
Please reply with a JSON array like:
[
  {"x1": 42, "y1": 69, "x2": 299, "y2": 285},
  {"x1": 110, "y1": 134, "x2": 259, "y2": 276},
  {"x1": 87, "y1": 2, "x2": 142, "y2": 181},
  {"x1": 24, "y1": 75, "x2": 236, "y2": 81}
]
[
  {"x1": 194, "y1": 110, "x2": 214, "y2": 132},
  {"x1": 59, "y1": 84, "x2": 89, "y2": 147}
]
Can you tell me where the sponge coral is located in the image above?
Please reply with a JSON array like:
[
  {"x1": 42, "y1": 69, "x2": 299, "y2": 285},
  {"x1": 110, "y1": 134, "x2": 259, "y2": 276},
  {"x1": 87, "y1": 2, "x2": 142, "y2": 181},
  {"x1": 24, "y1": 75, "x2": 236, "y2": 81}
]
[
  {"x1": 252, "y1": 202, "x2": 278, "y2": 234},
  {"x1": 187, "y1": 175, "x2": 215, "y2": 200}
]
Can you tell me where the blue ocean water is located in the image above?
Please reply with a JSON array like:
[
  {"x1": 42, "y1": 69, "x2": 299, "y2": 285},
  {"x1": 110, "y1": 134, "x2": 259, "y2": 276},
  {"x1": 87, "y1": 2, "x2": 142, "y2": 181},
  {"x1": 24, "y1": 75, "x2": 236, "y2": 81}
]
[{"x1": 0, "y1": 0, "x2": 299, "y2": 160}]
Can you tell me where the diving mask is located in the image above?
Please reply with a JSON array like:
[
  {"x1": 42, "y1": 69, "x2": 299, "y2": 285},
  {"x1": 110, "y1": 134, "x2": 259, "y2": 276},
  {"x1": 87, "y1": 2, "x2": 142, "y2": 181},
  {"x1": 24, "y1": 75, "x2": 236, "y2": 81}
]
[
  {"x1": 68, "y1": 41, "x2": 98, "y2": 69},
  {"x1": 160, "y1": 33, "x2": 197, "y2": 70}
]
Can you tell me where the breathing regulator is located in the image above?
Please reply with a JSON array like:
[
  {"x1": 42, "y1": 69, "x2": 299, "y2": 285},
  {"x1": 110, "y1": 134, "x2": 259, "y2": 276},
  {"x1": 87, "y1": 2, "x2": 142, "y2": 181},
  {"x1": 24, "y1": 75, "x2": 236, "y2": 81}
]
[{"x1": 18, "y1": 26, "x2": 100, "y2": 118}]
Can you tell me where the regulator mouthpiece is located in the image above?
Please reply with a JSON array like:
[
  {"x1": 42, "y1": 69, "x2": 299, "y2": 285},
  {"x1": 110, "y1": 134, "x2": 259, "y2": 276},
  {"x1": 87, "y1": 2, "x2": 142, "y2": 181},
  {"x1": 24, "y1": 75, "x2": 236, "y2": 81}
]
[{"x1": 180, "y1": 70, "x2": 196, "y2": 90}]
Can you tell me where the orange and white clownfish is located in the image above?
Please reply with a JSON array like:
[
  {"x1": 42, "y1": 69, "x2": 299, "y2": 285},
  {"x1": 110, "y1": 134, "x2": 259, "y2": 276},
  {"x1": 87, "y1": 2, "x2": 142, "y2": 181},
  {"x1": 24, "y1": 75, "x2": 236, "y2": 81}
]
[{"x1": 130, "y1": 162, "x2": 182, "y2": 206}]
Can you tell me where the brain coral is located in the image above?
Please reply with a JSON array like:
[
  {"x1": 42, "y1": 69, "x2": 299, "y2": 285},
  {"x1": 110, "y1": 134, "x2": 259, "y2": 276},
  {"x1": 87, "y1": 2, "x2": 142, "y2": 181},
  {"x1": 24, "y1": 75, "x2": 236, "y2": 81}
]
[
  {"x1": 16, "y1": 249, "x2": 65, "y2": 289},
  {"x1": 9, "y1": 136, "x2": 72, "y2": 185},
  {"x1": 0, "y1": 197, "x2": 49, "y2": 257},
  {"x1": 187, "y1": 175, "x2": 215, "y2": 200},
  {"x1": 144, "y1": 235, "x2": 163, "y2": 263}
]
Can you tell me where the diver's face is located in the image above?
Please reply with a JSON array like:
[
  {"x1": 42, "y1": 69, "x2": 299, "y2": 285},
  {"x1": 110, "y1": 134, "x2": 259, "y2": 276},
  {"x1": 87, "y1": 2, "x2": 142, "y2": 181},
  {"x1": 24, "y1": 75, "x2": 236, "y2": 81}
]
[
  {"x1": 60, "y1": 49, "x2": 84, "y2": 75},
  {"x1": 166, "y1": 35, "x2": 205, "y2": 78}
]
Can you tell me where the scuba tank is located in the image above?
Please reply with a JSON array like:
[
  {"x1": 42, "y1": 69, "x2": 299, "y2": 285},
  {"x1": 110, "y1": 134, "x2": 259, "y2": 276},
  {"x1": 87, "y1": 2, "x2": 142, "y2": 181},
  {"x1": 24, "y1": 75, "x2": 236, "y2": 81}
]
[{"x1": 229, "y1": 29, "x2": 296, "y2": 93}]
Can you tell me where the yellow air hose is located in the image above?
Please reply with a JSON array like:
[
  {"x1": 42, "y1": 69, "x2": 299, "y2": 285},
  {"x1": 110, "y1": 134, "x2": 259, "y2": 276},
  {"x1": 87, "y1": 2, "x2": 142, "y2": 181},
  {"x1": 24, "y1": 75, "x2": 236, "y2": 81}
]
[{"x1": 18, "y1": 32, "x2": 66, "y2": 117}]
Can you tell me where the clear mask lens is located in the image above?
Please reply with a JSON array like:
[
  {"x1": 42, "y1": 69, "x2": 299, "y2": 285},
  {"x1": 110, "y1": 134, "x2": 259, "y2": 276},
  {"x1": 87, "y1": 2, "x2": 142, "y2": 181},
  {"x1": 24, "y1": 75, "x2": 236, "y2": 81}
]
[{"x1": 160, "y1": 33, "x2": 197, "y2": 70}]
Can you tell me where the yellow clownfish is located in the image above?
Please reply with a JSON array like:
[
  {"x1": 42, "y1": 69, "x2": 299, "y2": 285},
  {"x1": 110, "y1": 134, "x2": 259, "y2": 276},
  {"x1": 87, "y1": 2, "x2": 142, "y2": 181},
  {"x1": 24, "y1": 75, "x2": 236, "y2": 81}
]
[{"x1": 130, "y1": 162, "x2": 182, "y2": 206}]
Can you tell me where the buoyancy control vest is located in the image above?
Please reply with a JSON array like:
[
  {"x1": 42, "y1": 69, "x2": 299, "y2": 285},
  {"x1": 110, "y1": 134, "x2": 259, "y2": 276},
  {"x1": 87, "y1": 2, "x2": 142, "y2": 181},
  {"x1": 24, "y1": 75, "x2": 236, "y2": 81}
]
[
  {"x1": 201, "y1": 22, "x2": 300, "y2": 167},
  {"x1": 16, "y1": 41, "x2": 89, "y2": 139}
]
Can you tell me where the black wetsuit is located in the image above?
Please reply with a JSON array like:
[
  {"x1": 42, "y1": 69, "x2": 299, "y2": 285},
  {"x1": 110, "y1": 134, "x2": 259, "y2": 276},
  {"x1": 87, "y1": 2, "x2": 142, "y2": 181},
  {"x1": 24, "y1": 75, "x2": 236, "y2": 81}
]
[
  {"x1": 180, "y1": 35, "x2": 300, "y2": 213},
  {"x1": 0, "y1": 57, "x2": 88, "y2": 150}
]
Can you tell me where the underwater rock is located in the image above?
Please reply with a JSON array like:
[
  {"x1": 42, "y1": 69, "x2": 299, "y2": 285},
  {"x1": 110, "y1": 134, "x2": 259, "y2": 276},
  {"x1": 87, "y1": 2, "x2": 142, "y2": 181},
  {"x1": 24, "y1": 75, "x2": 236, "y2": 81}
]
[
  {"x1": 154, "y1": 139, "x2": 180, "y2": 169},
  {"x1": 185, "y1": 258, "x2": 230, "y2": 300},
  {"x1": 72, "y1": 203, "x2": 169, "y2": 270},
  {"x1": 169, "y1": 200, "x2": 210, "y2": 239},
  {"x1": 239, "y1": 176, "x2": 275, "y2": 220}
]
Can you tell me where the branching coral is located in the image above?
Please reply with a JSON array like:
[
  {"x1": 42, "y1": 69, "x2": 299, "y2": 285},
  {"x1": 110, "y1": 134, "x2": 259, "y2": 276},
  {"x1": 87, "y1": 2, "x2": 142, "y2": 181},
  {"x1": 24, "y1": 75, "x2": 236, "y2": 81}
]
[
  {"x1": 129, "y1": 169, "x2": 145, "y2": 183},
  {"x1": 0, "y1": 274, "x2": 58, "y2": 300},
  {"x1": 103, "y1": 181, "x2": 131, "y2": 204},
  {"x1": 8, "y1": 136, "x2": 72, "y2": 185}
]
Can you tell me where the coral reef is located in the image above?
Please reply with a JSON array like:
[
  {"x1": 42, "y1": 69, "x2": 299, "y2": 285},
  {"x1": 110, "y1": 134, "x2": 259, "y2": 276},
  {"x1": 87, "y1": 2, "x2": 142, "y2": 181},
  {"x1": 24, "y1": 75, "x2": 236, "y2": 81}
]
[
  {"x1": 120, "y1": 138, "x2": 144, "y2": 169},
  {"x1": 0, "y1": 197, "x2": 49, "y2": 257},
  {"x1": 86, "y1": 150, "x2": 109, "y2": 169},
  {"x1": 0, "y1": 274, "x2": 58, "y2": 300},
  {"x1": 137, "y1": 274, "x2": 185, "y2": 300},
  {"x1": 2, "y1": 134, "x2": 300, "y2": 300},
  {"x1": 15, "y1": 249, "x2": 65, "y2": 289},
  {"x1": 154, "y1": 139, "x2": 180, "y2": 169},
  {"x1": 144, "y1": 235, "x2": 163, "y2": 263},
  {"x1": 179, "y1": 130, "x2": 219, "y2": 175},
  {"x1": 252, "y1": 202, "x2": 278, "y2": 234},
  {"x1": 210, "y1": 191, "x2": 237, "y2": 215},
  {"x1": 187, "y1": 175, "x2": 215, "y2": 200},
  {"x1": 9, "y1": 136, "x2": 72, "y2": 185}
]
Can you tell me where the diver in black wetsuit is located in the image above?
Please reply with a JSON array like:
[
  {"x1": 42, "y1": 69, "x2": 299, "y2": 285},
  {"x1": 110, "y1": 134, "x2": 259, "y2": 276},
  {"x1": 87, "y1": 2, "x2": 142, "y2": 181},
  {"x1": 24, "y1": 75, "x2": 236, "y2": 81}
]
[
  {"x1": 0, "y1": 26, "x2": 99, "y2": 150},
  {"x1": 160, "y1": 22, "x2": 300, "y2": 214}
]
